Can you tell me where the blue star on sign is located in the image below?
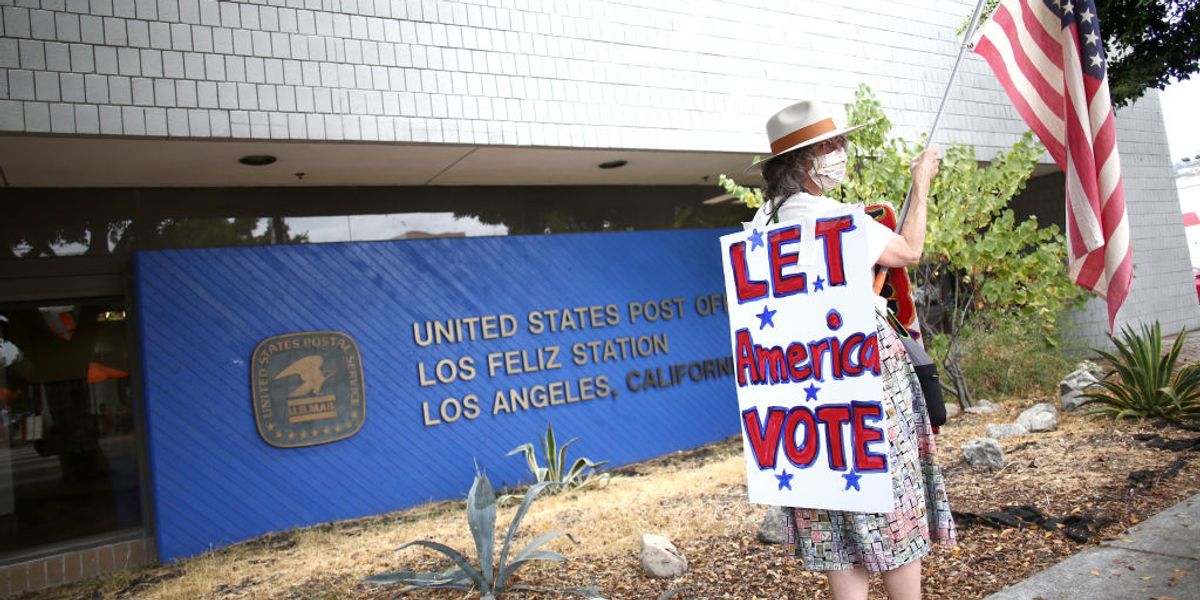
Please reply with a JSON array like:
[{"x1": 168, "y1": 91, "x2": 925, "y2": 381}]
[
  {"x1": 843, "y1": 470, "x2": 862, "y2": 492},
  {"x1": 804, "y1": 383, "x2": 820, "y2": 402},
  {"x1": 776, "y1": 469, "x2": 794, "y2": 491},
  {"x1": 813, "y1": 275, "x2": 825, "y2": 291},
  {"x1": 748, "y1": 228, "x2": 764, "y2": 250},
  {"x1": 757, "y1": 305, "x2": 776, "y2": 329}
]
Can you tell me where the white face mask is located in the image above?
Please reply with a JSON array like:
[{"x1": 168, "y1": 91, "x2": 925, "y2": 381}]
[{"x1": 808, "y1": 147, "x2": 847, "y2": 191}]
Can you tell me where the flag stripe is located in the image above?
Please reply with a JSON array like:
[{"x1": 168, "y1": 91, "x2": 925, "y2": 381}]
[
  {"x1": 1096, "y1": 144, "x2": 1119, "y2": 208},
  {"x1": 992, "y1": 5, "x2": 1066, "y2": 118},
  {"x1": 1062, "y1": 28, "x2": 1106, "y2": 251},
  {"x1": 1073, "y1": 250, "x2": 1106, "y2": 292},
  {"x1": 1101, "y1": 171, "x2": 1128, "y2": 241},
  {"x1": 974, "y1": 36, "x2": 1067, "y2": 165},
  {"x1": 1012, "y1": 0, "x2": 1066, "y2": 79},
  {"x1": 981, "y1": 17, "x2": 1067, "y2": 142},
  {"x1": 1105, "y1": 250, "x2": 1133, "y2": 325},
  {"x1": 1086, "y1": 75, "x2": 1111, "y2": 139},
  {"x1": 1020, "y1": 0, "x2": 1066, "y2": 57},
  {"x1": 1064, "y1": 152, "x2": 1104, "y2": 252}
]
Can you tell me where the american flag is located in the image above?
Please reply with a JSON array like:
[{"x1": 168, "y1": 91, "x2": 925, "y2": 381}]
[{"x1": 972, "y1": 0, "x2": 1133, "y2": 330}]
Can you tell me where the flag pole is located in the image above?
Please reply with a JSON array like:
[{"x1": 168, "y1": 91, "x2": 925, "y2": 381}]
[
  {"x1": 896, "y1": 0, "x2": 990, "y2": 225},
  {"x1": 875, "y1": 0, "x2": 991, "y2": 291}
]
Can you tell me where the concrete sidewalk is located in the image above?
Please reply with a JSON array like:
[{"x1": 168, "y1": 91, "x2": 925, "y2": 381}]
[{"x1": 984, "y1": 493, "x2": 1199, "y2": 600}]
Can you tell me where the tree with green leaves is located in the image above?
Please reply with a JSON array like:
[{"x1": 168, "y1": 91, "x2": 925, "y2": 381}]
[
  {"x1": 721, "y1": 85, "x2": 1086, "y2": 406},
  {"x1": 965, "y1": 0, "x2": 1199, "y2": 106}
]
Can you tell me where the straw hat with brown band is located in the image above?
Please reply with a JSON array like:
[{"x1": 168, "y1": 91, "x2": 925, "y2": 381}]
[{"x1": 746, "y1": 99, "x2": 870, "y2": 174}]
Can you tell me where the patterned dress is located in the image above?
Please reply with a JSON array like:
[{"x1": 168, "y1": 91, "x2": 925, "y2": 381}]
[{"x1": 785, "y1": 300, "x2": 957, "y2": 572}]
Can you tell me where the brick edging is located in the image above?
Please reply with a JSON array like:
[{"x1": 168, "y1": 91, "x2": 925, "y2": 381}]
[{"x1": 0, "y1": 537, "x2": 147, "y2": 597}]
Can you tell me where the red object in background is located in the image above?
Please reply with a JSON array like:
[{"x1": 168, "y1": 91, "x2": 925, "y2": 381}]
[
  {"x1": 1188, "y1": 216, "x2": 1200, "y2": 302},
  {"x1": 865, "y1": 204, "x2": 920, "y2": 341},
  {"x1": 87, "y1": 362, "x2": 130, "y2": 383},
  {"x1": 39, "y1": 306, "x2": 77, "y2": 341}
]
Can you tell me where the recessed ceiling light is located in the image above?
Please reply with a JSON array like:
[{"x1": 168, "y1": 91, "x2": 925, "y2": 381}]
[
  {"x1": 598, "y1": 160, "x2": 627, "y2": 169},
  {"x1": 238, "y1": 155, "x2": 277, "y2": 166}
]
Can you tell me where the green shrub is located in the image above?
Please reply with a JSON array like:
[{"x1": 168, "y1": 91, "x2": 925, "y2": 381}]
[
  {"x1": 926, "y1": 312, "x2": 1077, "y2": 402},
  {"x1": 1083, "y1": 322, "x2": 1200, "y2": 421},
  {"x1": 364, "y1": 471, "x2": 601, "y2": 598},
  {"x1": 502, "y1": 423, "x2": 609, "y2": 504},
  {"x1": 720, "y1": 85, "x2": 1086, "y2": 405}
]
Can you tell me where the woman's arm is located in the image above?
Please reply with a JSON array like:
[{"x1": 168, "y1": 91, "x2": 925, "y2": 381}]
[{"x1": 877, "y1": 148, "x2": 940, "y2": 268}]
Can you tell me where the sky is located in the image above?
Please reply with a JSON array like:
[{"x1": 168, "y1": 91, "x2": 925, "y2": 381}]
[
  {"x1": 279, "y1": 212, "x2": 509, "y2": 242},
  {"x1": 1160, "y1": 77, "x2": 1200, "y2": 162}
]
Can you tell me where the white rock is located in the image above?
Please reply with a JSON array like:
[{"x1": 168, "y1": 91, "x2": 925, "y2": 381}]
[
  {"x1": 1061, "y1": 388, "x2": 1091, "y2": 412},
  {"x1": 963, "y1": 399, "x2": 1001, "y2": 415},
  {"x1": 1025, "y1": 412, "x2": 1058, "y2": 431},
  {"x1": 1059, "y1": 368, "x2": 1102, "y2": 411},
  {"x1": 1017, "y1": 402, "x2": 1058, "y2": 432},
  {"x1": 945, "y1": 402, "x2": 961, "y2": 420},
  {"x1": 1059, "y1": 370, "x2": 1099, "y2": 395},
  {"x1": 962, "y1": 438, "x2": 1005, "y2": 469},
  {"x1": 757, "y1": 506, "x2": 789, "y2": 544},
  {"x1": 640, "y1": 533, "x2": 688, "y2": 578},
  {"x1": 986, "y1": 423, "x2": 1029, "y2": 439},
  {"x1": 1076, "y1": 360, "x2": 1105, "y2": 379}
]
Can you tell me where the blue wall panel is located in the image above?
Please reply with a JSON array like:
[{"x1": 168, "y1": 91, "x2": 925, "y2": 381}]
[{"x1": 134, "y1": 230, "x2": 738, "y2": 561}]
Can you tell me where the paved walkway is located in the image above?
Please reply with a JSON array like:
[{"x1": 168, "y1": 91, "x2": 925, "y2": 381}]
[{"x1": 984, "y1": 492, "x2": 1199, "y2": 600}]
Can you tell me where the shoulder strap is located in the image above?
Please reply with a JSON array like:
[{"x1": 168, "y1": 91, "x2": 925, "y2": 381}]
[
  {"x1": 884, "y1": 305, "x2": 911, "y2": 339},
  {"x1": 766, "y1": 196, "x2": 783, "y2": 224}
]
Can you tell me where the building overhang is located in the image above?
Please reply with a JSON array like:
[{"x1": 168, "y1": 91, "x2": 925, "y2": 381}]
[{"x1": 0, "y1": 135, "x2": 762, "y2": 188}]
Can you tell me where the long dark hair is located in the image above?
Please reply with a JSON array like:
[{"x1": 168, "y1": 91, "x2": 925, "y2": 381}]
[{"x1": 761, "y1": 146, "x2": 812, "y2": 205}]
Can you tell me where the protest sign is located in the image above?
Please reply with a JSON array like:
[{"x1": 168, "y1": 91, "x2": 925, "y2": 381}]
[{"x1": 720, "y1": 205, "x2": 892, "y2": 513}]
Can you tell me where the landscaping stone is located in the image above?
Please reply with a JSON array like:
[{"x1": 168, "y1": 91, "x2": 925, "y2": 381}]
[
  {"x1": 964, "y1": 399, "x2": 1002, "y2": 415},
  {"x1": 757, "y1": 506, "x2": 789, "y2": 544},
  {"x1": 1075, "y1": 360, "x2": 1106, "y2": 379},
  {"x1": 986, "y1": 423, "x2": 1029, "y2": 439},
  {"x1": 962, "y1": 438, "x2": 1006, "y2": 469},
  {"x1": 945, "y1": 402, "x2": 961, "y2": 420},
  {"x1": 640, "y1": 533, "x2": 688, "y2": 578},
  {"x1": 1059, "y1": 369, "x2": 1099, "y2": 395},
  {"x1": 1059, "y1": 368, "x2": 1102, "y2": 411},
  {"x1": 1061, "y1": 388, "x2": 1092, "y2": 412},
  {"x1": 1017, "y1": 403, "x2": 1058, "y2": 432}
]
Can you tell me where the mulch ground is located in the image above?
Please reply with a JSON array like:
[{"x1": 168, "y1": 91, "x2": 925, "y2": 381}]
[
  {"x1": 349, "y1": 411, "x2": 1198, "y2": 599},
  {"x1": 25, "y1": 406, "x2": 1200, "y2": 600}
]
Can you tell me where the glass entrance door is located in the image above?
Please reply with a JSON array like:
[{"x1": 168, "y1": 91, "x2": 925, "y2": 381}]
[{"x1": 0, "y1": 300, "x2": 141, "y2": 557}]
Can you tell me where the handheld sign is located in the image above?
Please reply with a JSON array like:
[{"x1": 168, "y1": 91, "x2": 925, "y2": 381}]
[{"x1": 720, "y1": 205, "x2": 892, "y2": 513}]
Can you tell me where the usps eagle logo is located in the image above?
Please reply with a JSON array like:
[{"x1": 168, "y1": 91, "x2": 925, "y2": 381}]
[{"x1": 251, "y1": 331, "x2": 365, "y2": 448}]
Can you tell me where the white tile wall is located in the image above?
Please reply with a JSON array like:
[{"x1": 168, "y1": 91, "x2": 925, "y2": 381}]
[
  {"x1": 0, "y1": 0, "x2": 1196, "y2": 336},
  {"x1": 0, "y1": 0, "x2": 1028, "y2": 153}
]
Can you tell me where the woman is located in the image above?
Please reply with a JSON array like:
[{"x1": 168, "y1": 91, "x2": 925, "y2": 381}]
[{"x1": 749, "y1": 100, "x2": 956, "y2": 600}]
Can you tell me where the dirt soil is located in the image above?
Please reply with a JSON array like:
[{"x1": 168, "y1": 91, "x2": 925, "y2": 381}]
[{"x1": 21, "y1": 374, "x2": 1200, "y2": 600}]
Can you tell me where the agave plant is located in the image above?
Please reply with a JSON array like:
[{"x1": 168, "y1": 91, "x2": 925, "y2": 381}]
[
  {"x1": 365, "y1": 471, "x2": 601, "y2": 598},
  {"x1": 1082, "y1": 322, "x2": 1200, "y2": 421},
  {"x1": 502, "y1": 423, "x2": 609, "y2": 505}
]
